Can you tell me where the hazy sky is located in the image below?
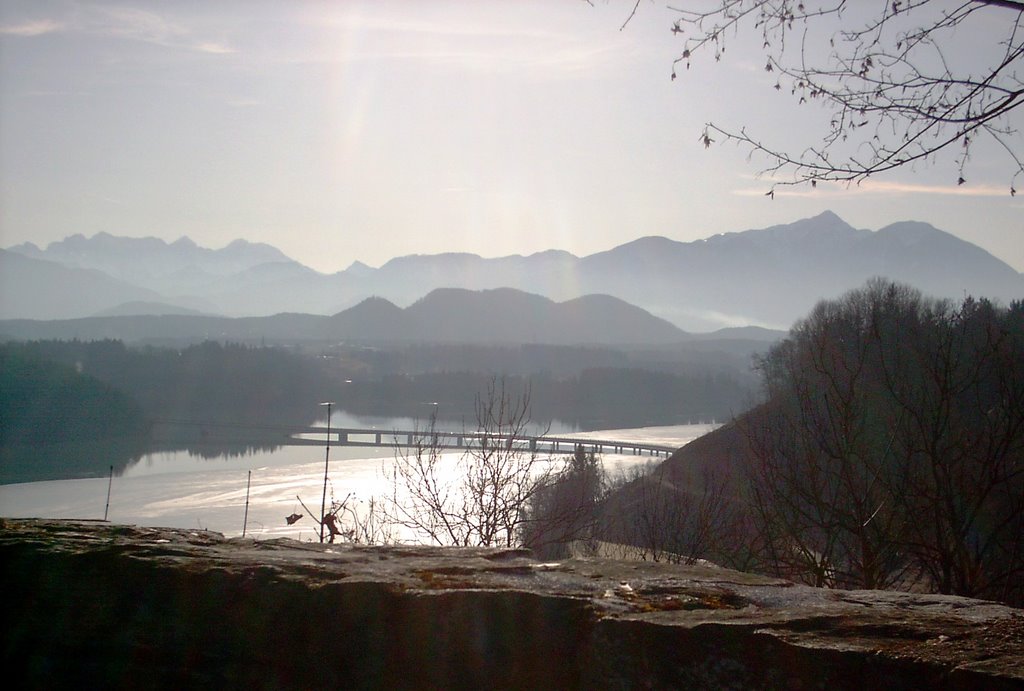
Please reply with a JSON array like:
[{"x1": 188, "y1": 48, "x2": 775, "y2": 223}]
[{"x1": 2, "y1": 0, "x2": 1022, "y2": 272}]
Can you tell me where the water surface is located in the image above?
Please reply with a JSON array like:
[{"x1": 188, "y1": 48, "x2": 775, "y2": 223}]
[{"x1": 0, "y1": 420, "x2": 717, "y2": 542}]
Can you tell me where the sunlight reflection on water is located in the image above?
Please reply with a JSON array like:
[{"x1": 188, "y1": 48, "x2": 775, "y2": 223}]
[{"x1": 0, "y1": 423, "x2": 718, "y2": 541}]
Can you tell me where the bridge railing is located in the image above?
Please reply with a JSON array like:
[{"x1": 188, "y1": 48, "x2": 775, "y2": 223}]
[{"x1": 294, "y1": 426, "x2": 678, "y2": 458}]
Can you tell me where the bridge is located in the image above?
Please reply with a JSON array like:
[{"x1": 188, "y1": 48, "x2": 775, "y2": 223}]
[
  {"x1": 291, "y1": 426, "x2": 678, "y2": 458},
  {"x1": 151, "y1": 419, "x2": 678, "y2": 458}
]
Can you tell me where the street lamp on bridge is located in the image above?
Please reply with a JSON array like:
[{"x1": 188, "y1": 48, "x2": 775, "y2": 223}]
[{"x1": 318, "y1": 401, "x2": 334, "y2": 544}]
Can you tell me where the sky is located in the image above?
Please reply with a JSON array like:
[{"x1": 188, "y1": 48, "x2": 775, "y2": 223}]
[{"x1": 1, "y1": 0, "x2": 1022, "y2": 273}]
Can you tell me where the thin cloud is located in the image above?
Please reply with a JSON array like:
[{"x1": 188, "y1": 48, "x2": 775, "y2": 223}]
[
  {"x1": 682, "y1": 306, "x2": 783, "y2": 330},
  {"x1": 2, "y1": 6, "x2": 235, "y2": 55},
  {"x1": 732, "y1": 179, "x2": 1013, "y2": 198},
  {"x1": 367, "y1": 44, "x2": 622, "y2": 76},
  {"x1": 0, "y1": 19, "x2": 64, "y2": 36},
  {"x1": 855, "y1": 180, "x2": 1012, "y2": 197},
  {"x1": 93, "y1": 6, "x2": 236, "y2": 55},
  {"x1": 283, "y1": 7, "x2": 631, "y2": 75},
  {"x1": 317, "y1": 12, "x2": 572, "y2": 43},
  {"x1": 195, "y1": 41, "x2": 235, "y2": 55}
]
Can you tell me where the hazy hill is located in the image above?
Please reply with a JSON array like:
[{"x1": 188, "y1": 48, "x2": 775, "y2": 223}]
[
  {"x1": 92, "y1": 301, "x2": 209, "y2": 318},
  {"x1": 0, "y1": 250, "x2": 168, "y2": 320},
  {"x1": 0, "y1": 288, "x2": 691, "y2": 347},
  {"x1": 327, "y1": 296, "x2": 407, "y2": 341},
  {"x1": 7, "y1": 212, "x2": 1021, "y2": 330},
  {"x1": 371, "y1": 249, "x2": 580, "y2": 306},
  {"x1": 197, "y1": 260, "x2": 354, "y2": 317},
  {"x1": 395, "y1": 288, "x2": 686, "y2": 345}
]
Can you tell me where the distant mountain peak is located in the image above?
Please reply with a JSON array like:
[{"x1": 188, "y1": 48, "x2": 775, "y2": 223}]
[
  {"x1": 223, "y1": 238, "x2": 285, "y2": 254},
  {"x1": 56, "y1": 233, "x2": 88, "y2": 248},
  {"x1": 7, "y1": 241, "x2": 41, "y2": 254},
  {"x1": 330, "y1": 295, "x2": 401, "y2": 318},
  {"x1": 812, "y1": 209, "x2": 843, "y2": 223},
  {"x1": 525, "y1": 249, "x2": 577, "y2": 260},
  {"x1": 624, "y1": 235, "x2": 678, "y2": 248}
]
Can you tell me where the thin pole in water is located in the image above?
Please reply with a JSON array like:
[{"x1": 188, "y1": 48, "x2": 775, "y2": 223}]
[
  {"x1": 319, "y1": 401, "x2": 334, "y2": 543},
  {"x1": 242, "y1": 469, "x2": 252, "y2": 537},
  {"x1": 103, "y1": 465, "x2": 113, "y2": 521}
]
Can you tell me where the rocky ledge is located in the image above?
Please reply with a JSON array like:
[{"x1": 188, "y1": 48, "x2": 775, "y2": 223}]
[{"x1": 2, "y1": 519, "x2": 1022, "y2": 690}]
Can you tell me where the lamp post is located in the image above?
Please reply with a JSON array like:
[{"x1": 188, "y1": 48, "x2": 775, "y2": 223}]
[{"x1": 319, "y1": 401, "x2": 334, "y2": 543}]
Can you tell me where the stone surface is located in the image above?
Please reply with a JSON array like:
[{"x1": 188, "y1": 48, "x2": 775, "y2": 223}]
[{"x1": 2, "y1": 518, "x2": 1022, "y2": 689}]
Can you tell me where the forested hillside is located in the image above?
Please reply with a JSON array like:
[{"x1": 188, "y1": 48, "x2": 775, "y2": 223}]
[
  {"x1": 343, "y1": 367, "x2": 743, "y2": 428},
  {"x1": 0, "y1": 341, "x2": 342, "y2": 483},
  {"x1": 8, "y1": 340, "x2": 752, "y2": 430},
  {"x1": 6, "y1": 340, "x2": 337, "y2": 427},
  {"x1": 1, "y1": 347, "x2": 148, "y2": 445},
  {"x1": 602, "y1": 281, "x2": 1024, "y2": 607},
  {"x1": 0, "y1": 347, "x2": 152, "y2": 483}
]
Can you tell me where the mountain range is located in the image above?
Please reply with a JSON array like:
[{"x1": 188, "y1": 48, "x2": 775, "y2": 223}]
[{"x1": 3, "y1": 211, "x2": 1021, "y2": 331}]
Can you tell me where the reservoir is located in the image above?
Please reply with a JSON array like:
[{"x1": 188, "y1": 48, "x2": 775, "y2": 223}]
[{"x1": 0, "y1": 411, "x2": 717, "y2": 542}]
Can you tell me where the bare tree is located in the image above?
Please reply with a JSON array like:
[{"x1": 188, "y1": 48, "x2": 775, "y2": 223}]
[
  {"x1": 742, "y1": 282, "x2": 920, "y2": 589},
  {"x1": 879, "y1": 294, "x2": 1024, "y2": 601},
  {"x1": 383, "y1": 378, "x2": 552, "y2": 547},
  {"x1": 520, "y1": 444, "x2": 607, "y2": 559},
  {"x1": 663, "y1": 1, "x2": 1024, "y2": 193},
  {"x1": 599, "y1": 459, "x2": 735, "y2": 566}
]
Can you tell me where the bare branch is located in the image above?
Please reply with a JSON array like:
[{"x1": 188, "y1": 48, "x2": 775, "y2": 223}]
[
  {"x1": 663, "y1": 0, "x2": 1024, "y2": 190},
  {"x1": 621, "y1": 0, "x2": 642, "y2": 31}
]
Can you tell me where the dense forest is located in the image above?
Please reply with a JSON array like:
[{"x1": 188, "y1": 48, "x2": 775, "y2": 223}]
[
  {"x1": 6, "y1": 339, "x2": 750, "y2": 428},
  {"x1": 0, "y1": 347, "x2": 148, "y2": 445},
  {"x1": 7, "y1": 340, "x2": 334, "y2": 426},
  {"x1": 341, "y1": 368, "x2": 743, "y2": 428},
  {"x1": 0, "y1": 347, "x2": 151, "y2": 483}
]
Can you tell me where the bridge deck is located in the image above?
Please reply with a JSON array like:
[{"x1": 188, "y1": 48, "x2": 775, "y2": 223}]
[
  {"x1": 152, "y1": 420, "x2": 678, "y2": 458},
  {"x1": 291, "y1": 426, "x2": 677, "y2": 457}
]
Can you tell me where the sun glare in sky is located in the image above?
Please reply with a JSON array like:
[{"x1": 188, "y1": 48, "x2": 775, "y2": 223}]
[{"x1": 1, "y1": 0, "x2": 1021, "y2": 272}]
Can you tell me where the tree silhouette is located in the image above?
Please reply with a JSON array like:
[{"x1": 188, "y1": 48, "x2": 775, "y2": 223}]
[{"x1": 743, "y1": 280, "x2": 1024, "y2": 604}]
